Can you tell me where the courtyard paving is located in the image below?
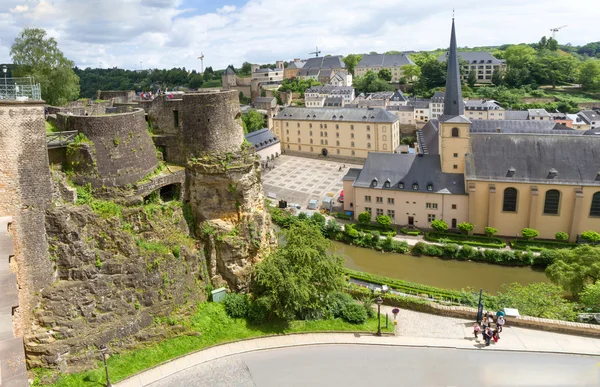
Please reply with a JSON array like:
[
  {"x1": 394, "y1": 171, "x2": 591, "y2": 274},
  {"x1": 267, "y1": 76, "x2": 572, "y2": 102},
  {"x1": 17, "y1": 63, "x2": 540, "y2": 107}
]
[{"x1": 261, "y1": 155, "x2": 362, "y2": 209}]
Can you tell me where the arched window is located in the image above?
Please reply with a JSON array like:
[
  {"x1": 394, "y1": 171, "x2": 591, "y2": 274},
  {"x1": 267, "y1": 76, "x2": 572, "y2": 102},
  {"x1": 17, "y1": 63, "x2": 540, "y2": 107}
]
[
  {"x1": 367, "y1": 142, "x2": 371, "y2": 148},
  {"x1": 382, "y1": 126, "x2": 386, "y2": 132},
  {"x1": 309, "y1": 131, "x2": 313, "y2": 136},
  {"x1": 310, "y1": 139, "x2": 313, "y2": 144},
  {"x1": 590, "y1": 192, "x2": 600, "y2": 217},
  {"x1": 371, "y1": 179, "x2": 378, "y2": 187},
  {"x1": 309, "y1": 123, "x2": 312, "y2": 128},
  {"x1": 297, "y1": 138, "x2": 300, "y2": 143},
  {"x1": 351, "y1": 150, "x2": 355, "y2": 156},
  {"x1": 320, "y1": 131, "x2": 323, "y2": 136},
  {"x1": 336, "y1": 140, "x2": 340, "y2": 146},
  {"x1": 351, "y1": 133, "x2": 355, "y2": 139},
  {"x1": 336, "y1": 132, "x2": 340, "y2": 137},
  {"x1": 367, "y1": 134, "x2": 371, "y2": 139},
  {"x1": 324, "y1": 124, "x2": 327, "y2": 129},
  {"x1": 543, "y1": 190, "x2": 561, "y2": 215},
  {"x1": 351, "y1": 141, "x2": 355, "y2": 147},
  {"x1": 320, "y1": 139, "x2": 323, "y2": 145},
  {"x1": 325, "y1": 132, "x2": 328, "y2": 137},
  {"x1": 297, "y1": 123, "x2": 300, "y2": 128},
  {"x1": 383, "y1": 144, "x2": 387, "y2": 150},
  {"x1": 451, "y1": 127, "x2": 459, "y2": 137},
  {"x1": 336, "y1": 124, "x2": 339, "y2": 129},
  {"x1": 367, "y1": 125, "x2": 371, "y2": 131},
  {"x1": 297, "y1": 130, "x2": 300, "y2": 134},
  {"x1": 382, "y1": 135, "x2": 387, "y2": 141},
  {"x1": 336, "y1": 149, "x2": 340, "y2": 154},
  {"x1": 503, "y1": 187, "x2": 518, "y2": 212}
]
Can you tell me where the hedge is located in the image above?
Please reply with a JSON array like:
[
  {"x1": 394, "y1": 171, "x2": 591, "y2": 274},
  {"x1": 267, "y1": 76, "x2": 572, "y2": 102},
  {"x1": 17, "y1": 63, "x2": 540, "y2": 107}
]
[
  {"x1": 334, "y1": 212, "x2": 353, "y2": 220},
  {"x1": 400, "y1": 228, "x2": 421, "y2": 236},
  {"x1": 510, "y1": 239, "x2": 577, "y2": 252},
  {"x1": 412, "y1": 242, "x2": 533, "y2": 267},
  {"x1": 354, "y1": 223, "x2": 396, "y2": 236},
  {"x1": 425, "y1": 232, "x2": 506, "y2": 248}
]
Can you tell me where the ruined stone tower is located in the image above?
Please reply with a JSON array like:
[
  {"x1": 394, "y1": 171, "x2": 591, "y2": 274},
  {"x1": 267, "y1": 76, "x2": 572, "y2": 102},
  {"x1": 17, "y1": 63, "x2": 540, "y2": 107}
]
[{"x1": 183, "y1": 91, "x2": 275, "y2": 290}]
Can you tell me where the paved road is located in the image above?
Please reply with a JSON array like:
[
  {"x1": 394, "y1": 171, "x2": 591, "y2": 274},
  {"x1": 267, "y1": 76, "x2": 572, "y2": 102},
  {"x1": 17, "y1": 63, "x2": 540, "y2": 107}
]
[{"x1": 147, "y1": 345, "x2": 600, "y2": 387}]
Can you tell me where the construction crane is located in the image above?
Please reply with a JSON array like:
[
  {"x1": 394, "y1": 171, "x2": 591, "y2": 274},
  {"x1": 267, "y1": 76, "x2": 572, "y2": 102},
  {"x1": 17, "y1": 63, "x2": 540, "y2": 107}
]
[
  {"x1": 309, "y1": 46, "x2": 321, "y2": 57},
  {"x1": 550, "y1": 25, "x2": 567, "y2": 39},
  {"x1": 197, "y1": 52, "x2": 204, "y2": 74}
]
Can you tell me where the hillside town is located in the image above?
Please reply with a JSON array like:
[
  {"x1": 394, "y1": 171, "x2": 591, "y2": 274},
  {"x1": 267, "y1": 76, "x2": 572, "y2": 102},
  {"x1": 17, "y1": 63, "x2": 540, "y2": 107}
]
[{"x1": 1, "y1": 3, "x2": 600, "y2": 387}]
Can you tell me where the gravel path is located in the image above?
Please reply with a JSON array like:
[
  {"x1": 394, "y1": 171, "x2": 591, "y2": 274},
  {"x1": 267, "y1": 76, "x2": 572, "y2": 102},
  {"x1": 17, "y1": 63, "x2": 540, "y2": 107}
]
[{"x1": 382, "y1": 306, "x2": 474, "y2": 339}]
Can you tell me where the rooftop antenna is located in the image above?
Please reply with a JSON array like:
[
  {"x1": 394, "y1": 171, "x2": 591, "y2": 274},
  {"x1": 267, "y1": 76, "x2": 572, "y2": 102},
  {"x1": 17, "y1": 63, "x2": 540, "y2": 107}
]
[
  {"x1": 198, "y1": 52, "x2": 205, "y2": 74},
  {"x1": 550, "y1": 25, "x2": 567, "y2": 39},
  {"x1": 309, "y1": 46, "x2": 321, "y2": 57}
]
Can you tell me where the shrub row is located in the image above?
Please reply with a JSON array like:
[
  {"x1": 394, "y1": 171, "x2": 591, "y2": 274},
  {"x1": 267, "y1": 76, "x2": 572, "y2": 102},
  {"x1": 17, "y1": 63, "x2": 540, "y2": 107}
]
[
  {"x1": 353, "y1": 223, "x2": 397, "y2": 236},
  {"x1": 412, "y1": 242, "x2": 535, "y2": 267},
  {"x1": 400, "y1": 228, "x2": 421, "y2": 236},
  {"x1": 510, "y1": 239, "x2": 577, "y2": 252},
  {"x1": 425, "y1": 232, "x2": 506, "y2": 248},
  {"x1": 334, "y1": 212, "x2": 352, "y2": 220}
]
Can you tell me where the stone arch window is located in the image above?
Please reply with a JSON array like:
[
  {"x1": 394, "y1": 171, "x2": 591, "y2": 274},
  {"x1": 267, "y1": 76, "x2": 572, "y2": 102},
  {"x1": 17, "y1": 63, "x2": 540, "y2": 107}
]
[
  {"x1": 351, "y1": 133, "x2": 355, "y2": 139},
  {"x1": 286, "y1": 129, "x2": 289, "y2": 134},
  {"x1": 382, "y1": 126, "x2": 387, "y2": 132},
  {"x1": 427, "y1": 182, "x2": 434, "y2": 191},
  {"x1": 286, "y1": 122, "x2": 289, "y2": 127},
  {"x1": 324, "y1": 124, "x2": 327, "y2": 129},
  {"x1": 336, "y1": 140, "x2": 340, "y2": 146},
  {"x1": 590, "y1": 192, "x2": 600, "y2": 217},
  {"x1": 297, "y1": 130, "x2": 300, "y2": 135},
  {"x1": 320, "y1": 124, "x2": 323, "y2": 129},
  {"x1": 503, "y1": 187, "x2": 518, "y2": 212},
  {"x1": 310, "y1": 147, "x2": 314, "y2": 152},
  {"x1": 336, "y1": 124, "x2": 339, "y2": 129},
  {"x1": 383, "y1": 144, "x2": 387, "y2": 150},
  {"x1": 367, "y1": 125, "x2": 371, "y2": 131},
  {"x1": 297, "y1": 123, "x2": 300, "y2": 128},
  {"x1": 367, "y1": 142, "x2": 371, "y2": 148},
  {"x1": 367, "y1": 134, "x2": 371, "y2": 139},
  {"x1": 351, "y1": 141, "x2": 355, "y2": 147},
  {"x1": 310, "y1": 139, "x2": 313, "y2": 144},
  {"x1": 336, "y1": 132, "x2": 340, "y2": 138},
  {"x1": 412, "y1": 182, "x2": 419, "y2": 190},
  {"x1": 320, "y1": 131, "x2": 323, "y2": 136},
  {"x1": 325, "y1": 132, "x2": 328, "y2": 137},
  {"x1": 451, "y1": 127, "x2": 459, "y2": 137},
  {"x1": 310, "y1": 123, "x2": 313, "y2": 128},
  {"x1": 543, "y1": 189, "x2": 561, "y2": 215},
  {"x1": 336, "y1": 149, "x2": 340, "y2": 154},
  {"x1": 382, "y1": 135, "x2": 387, "y2": 141},
  {"x1": 310, "y1": 131, "x2": 313, "y2": 136},
  {"x1": 351, "y1": 150, "x2": 355, "y2": 156},
  {"x1": 297, "y1": 138, "x2": 301, "y2": 143},
  {"x1": 351, "y1": 125, "x2": 354, "y2": 130}
]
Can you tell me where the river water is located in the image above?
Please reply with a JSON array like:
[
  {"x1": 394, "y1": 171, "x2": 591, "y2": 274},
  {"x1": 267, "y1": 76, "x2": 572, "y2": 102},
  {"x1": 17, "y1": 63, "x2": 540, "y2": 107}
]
[{"x1": 332, "y1": 241, "x2": 549, "y2": 293}]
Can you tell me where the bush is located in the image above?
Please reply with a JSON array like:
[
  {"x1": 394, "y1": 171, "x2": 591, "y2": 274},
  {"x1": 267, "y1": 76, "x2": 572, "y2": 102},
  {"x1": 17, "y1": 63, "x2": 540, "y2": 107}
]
[
  {"x1": 581, "y1": 230, "x2": 600, "y2": 244},
  {"x1": 457, "y1": 222, "x2": 474, "y2": 234},
  {"x1": 533, "y1": 249, "x2": 558, "y2": 268},
  {"x1": 424, "y1": 244, "x2": 444, "y2": 257},
  {"x1": 555, "y1": 232, "x2": 569, "y2": 241},
  {"x1": 411, "y1": 241, "x2": 428, "y2": 256},
  {"x1": 457, "y1": 245, "x2": 475, "y2": 260},
  {"x1": 341, "y1": 302, "x2": 368, "y2": 324},
  {"x1": 353, "y1": 223, "x2": 396, "y2": 235},
  {"x1": 311, "y1": 212, "x2": 326, "y2": 225},
  {"x1": 326, "y1": 292, "x2": 355, "y2": 318},
  {"x1": 521, "y1": 228, "x2": 539, "y2": 240},
  {"x1": 376, "y1": 215, "x2": 392, "y2": 228},
  {"x1": 430, "y1": 219, "x2": 448, "y2": 232},
  {"x1": 247, "y1": 297, "x2": 270, "y2": 324},
  {"x1": 298, "y1": 212, "x2": 308, "y2": 220},
  {"x1": 223, "y1": 293, "x2": 249, "y2": 318},
  {"x1": 425, "y1": 232, "x2": 505, "y2": 248},
  {"x1": 400, "y1": 228, "x2": 421, "y2": 236},
  {"x1": 358, "y1": 211, "x2": 371, "y2": 224},
  {"x1": 484, "y1": 227, "x2": 498, "y2": 237},
  {"x1": 442, "y1": 243, "x2": 460, "y2": 258},
  {"x1": 344, "y1": 223, "x2": 359, "y2": 239},
  {"x1": 390, "y1": 240, "x2": 410, "y2": 253},
  {"x1": 334, "y1": 212, "x2": 352, "y2": 220},
  {"x1": 510, "y1": 239, "x2": 577, "y2": 251}
]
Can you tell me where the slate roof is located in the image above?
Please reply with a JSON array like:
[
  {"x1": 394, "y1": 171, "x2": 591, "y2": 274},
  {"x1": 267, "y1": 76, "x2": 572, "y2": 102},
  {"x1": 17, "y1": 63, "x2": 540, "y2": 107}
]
[
  {"x1": 466, "y1": 134, "x2": 600, "y2": 185},
  {"x1": 224, "y1": 66, "x2": 236, "y2": 75},
  {"x1": 438, "y1": 51, "x2": 505, "y2": 65},
  {"x1": 356, "y1": 54, "x2": 415, "y2": 68},
  {"x1": 442, "y1": 19, "x2": 465, "y2": 119},
  {"x1": 578, "y1": 110, "x2": 600, "y2": 124},
  {"x1": 465, "y1": 99, "x2": 503, "y2": 110},
  {"x1": 469, "y1": 120, "x2": 581, "y2": 134},
  {"x1": 245, "y1": 128, "x2": 280, "y2": 151},
  {"x1": 303, "y1": 56, "x2": 346, "y2": 70},
  {"x1": 254, "y1": 97, "x2": 276, "y2": 105},
  {"x1": 287, "y1": 61, "x2": 305, "y2": 69},
  {"x1": 527, "y1": 108, "x2": 550, "y2": 117},
  {"x1": 505, "y1": 110, "x2": 529, "y2": 120},
  {"x1": 391, "y1": 90, "x2": 408, "y2": 102},
  {"x1": 387, "y1": 105, "x2": 414, "y2": 112},
  {"x1": 254, "y1": 68, "x2": 275, "y2": 73},
  {"x1": 431, "y1": 91, "x2": 445, "y2": 102},
  {"x1": 351, "y1": 153, "x2": 466, "y2": 195},
  {"x1": 416, "y1": 119, "x2": 439, "y2": 155},
  {"x1": 343, "y1": 168, "x2": 362, "y2": 181},
  {"x1": 369, "y1": 91, "x2": 395, "y2": 100},
  {"x1": 409, "y1": 101, "x2": 430, "y2": 109},
  {"x1": 306, "y1": 86, "x2": 354, "y2": 95},
  {"x1": 324, "y1": 96, "x2": 343, "y2": 106},
  {"x1": 274, "y1": 107, "x2": 398, "y2": 123}
]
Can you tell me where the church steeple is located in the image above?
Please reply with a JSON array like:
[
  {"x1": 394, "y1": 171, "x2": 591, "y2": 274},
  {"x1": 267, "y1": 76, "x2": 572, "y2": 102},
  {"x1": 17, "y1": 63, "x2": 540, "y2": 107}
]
[{"x1": 442, "y1": 18, "x2": 464, "y2": 117}]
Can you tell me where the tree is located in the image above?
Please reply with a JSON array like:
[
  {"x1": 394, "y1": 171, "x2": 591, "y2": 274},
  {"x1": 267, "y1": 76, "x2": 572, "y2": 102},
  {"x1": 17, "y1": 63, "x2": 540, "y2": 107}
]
[
  {"x1": 491, "y1": 68, "x2": 504, "y2": 86},
  {"x1": 545, "y1": 246, "x2": 600, "y2": 297},
  {"x1": 503, "y1": 44, "x2": 536, "y2": 68},
  {"x1": 457, "y1": 222, "x2": 475, "y2": 235},
  {"x1": 357, "y1": 211, "x2": 371, "y2": 225},
  {"x1": 240, "y1": 61, "x2": 252, "y2": 75},
  {"x1": 414, "y1": 59, "x2": 446, "y2": 94},
  {"x1": 484, "y1": 227, "x2": 498, "y2": 237},
  {"x1": 555, "y1": 232, "x2": 569, "y2": 241},
  {"x1": 342, "y1": 54, "x2": 364, "y2": 76},
  {"x1": 503, "y1": 67, "x2": 532, "y2": 88},
  {"x1": 493, "y1": 282, "x2": 576, "y2": 321},
  {"x1": 10, "y1": 28, "x2": 80, "y2": 106},
  {"x1": 353, "y1": 70, "x2": 394, "y2": 93},
  {"x1": 376, "y1": 215, "x2": 391, "y2": 228},
  {"x1": 431, "y1": 219, "x2": 448, "y2": 232},
  {"x1": 402, "y1": 64, "x2": 421, "y2": 83},
  {"x1": 580, "y1": 281, "x2": 600, "y2": 311},
  {"x1": 377, "y1": 68, "x2": 392, "y2": 82},
  {"x1": 467, "y1": 70, "x2": 477, "y2": 88},
  {"x1": 578, "y1": 60, "x2": 600, "y2": 91},
  {"x1": 521, "y1": 228, "x2": 539, "y2": 240},
  {"x1": 581, "y1": 230, "x2": 600, "y2": 244},
  {"x1": 533, "y1": 52, "x2": 579, "y2": 88},
  {"x1": 252, "y1": 222, "x2": 345, "y2": 320},
  {"x1": 242, "y1": 110, "x2": 265, "y2": 133}
]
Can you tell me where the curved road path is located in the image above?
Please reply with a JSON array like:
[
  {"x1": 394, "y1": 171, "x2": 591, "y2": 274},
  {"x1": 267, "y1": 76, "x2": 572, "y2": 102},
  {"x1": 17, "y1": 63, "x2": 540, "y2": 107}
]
[{"x1": 148, "y1": 344, "x2": 599, "y2": 387}]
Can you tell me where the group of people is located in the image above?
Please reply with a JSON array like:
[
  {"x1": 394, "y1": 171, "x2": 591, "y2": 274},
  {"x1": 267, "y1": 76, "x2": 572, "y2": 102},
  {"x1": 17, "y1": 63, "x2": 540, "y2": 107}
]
[{"x1": 473, "y1": 311, "x2": 506, "y2": 347}]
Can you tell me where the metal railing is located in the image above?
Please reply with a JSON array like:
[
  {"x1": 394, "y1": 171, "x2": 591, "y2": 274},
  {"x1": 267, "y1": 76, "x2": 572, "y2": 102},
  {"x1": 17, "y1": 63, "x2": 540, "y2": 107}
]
[
  {"x1": 47, "y1": 131, "x2": 78, "y2": 149},
  {"x1": 0, "y1": 77, "x2": 42, "y2": 101}
]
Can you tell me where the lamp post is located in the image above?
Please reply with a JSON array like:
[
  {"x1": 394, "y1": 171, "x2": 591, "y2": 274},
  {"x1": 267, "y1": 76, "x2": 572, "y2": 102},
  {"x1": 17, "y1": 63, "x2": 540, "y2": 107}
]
[
  {"x1": 2, "y1": 65, "x2": 7, "y2": 88},
  {"x1": 99, "y1": 344, "x2": 112, "y2": 387},
  {"x1": 376, "y1": 296, "x2": 383, "y2": 336}
]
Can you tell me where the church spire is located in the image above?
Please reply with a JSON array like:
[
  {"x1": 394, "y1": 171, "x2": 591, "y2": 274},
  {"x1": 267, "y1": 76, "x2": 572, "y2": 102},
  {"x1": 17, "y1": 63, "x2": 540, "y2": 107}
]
[{"x1": 442, "y1": 17, "x2": 464, "y2": 117}]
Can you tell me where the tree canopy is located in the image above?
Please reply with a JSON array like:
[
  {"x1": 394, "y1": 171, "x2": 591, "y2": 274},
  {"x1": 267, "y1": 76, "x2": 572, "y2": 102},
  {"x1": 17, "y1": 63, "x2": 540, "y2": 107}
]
[
  {"x1": 377, "y1": 68, "x2": 392, "y2": 82},
  {"x1": 11, "y1": 28, "x2": 80, "y2": 106},
  {"x1": 342, "y1": 54, "x2": 364, "y2": 76},
  {"x1": 545, "y1": 246, "x2": 600, "y2": 297},
  {"x1": 353, "y1": 70, "x2": 394, "y2": 93},
  {"x1": 241, "y1": 110, "x2": 265, "y2": 133}
]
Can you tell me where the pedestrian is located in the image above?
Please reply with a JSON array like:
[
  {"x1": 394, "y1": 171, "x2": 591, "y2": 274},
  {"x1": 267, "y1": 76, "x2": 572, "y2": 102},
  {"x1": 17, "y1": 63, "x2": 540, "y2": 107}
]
[
  {"x1": 483, "y1": 327, "x2": 492, "y2": 346},
  {"x1": 487, "y1": 313, "x2": 494, "y2": 328},
  {"x1": 492, "y1": 329, "x2": 500, "y2": 343},
  {"x1": 496, "y1": 314, "x2": 505, "y2": 337},
  {"x1": 473, "y1": 322, "x2": 481, "y2": 339}
]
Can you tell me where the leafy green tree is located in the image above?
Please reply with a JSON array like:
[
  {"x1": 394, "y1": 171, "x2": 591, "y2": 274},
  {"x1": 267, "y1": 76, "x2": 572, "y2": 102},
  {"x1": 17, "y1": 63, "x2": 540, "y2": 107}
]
[
  {"x1": 358, "y1": 211, "x2": 371, "y2": 224},
  {"x1": 521, "y1": 228, "x2": 539, "y2": 240},
  {"x1": 342, "y1": 54, "x2": 364, "y2": 76},
  {"x1": 578, "y1": 42, "x2": 600, "y2": 57},
  {"x1": 533, "y1": 52, "x2": 579, "y2": 88},
  {"x1": 376, "y1": 215, "x2": 392, "y2": 228},
  {"x1": 457, "y1": 222, "x2": 475, "y2": 234},
  {"x1": 484, "y1": 227, "x2": 498, "y2": 237},
  {"x1": 252, "y1": 222, "x2": 345, "y2": 320},
  {"x1": 493, "y1": 282, "x2": 576, "y2": 321},
  {"x1": 545, "y1": 246, "x2": 600, "y2": 297},
  {"x1": 431, "y1": 219, "x2": 448, "y2": 232},
  {"x1": 578, "y1": 60, "x2": 600, "y2": 91},
  {"x1": 414, "y1": 59, "x2": 446, "y2": 94},
  {"x1": 240, "y1": 61, "x2": 252, "y2": 75},
  {"x1": 580, "y1": 280, "x2": 600, "y2": 311},
  {"x1": 402, "y1": 64, "x2": 421, "y2": 82},
  {"x1": 581, "y1": 230, "x2": 600, "y2": 244},
  {"x1": 377, "y1": 68, "x2": 392, "y2": 82},
  {"x1": 503, "y1": 44, "x2": 536, "y2": 68},
  {"x1": 279, "y1": 77, "x2": 321, "y2": 96},
  {"x1": 555, "y1": 232, "x2": 569, "y2": 241},
  {"x1": 242, "y1": 110, "x2": 265, "y2": 133},
  {"x1": 353, "y1": 71, "x2": 395, "y2": 93},
  {"x1": 10, "y1": 28, "x2": 80, "y2": 106},
  {"x1": 409, "y1": 52, "x2": 436, "y2": 67},
  {"x1": 491, "y1": 68, "x2": 504, "y2": 86},
  {"x1": 467, "y1": 70, "x2": 477, "y2": 87},
  {"x1": 503, "y1": 67, "x2": 532, "y2": 88}
]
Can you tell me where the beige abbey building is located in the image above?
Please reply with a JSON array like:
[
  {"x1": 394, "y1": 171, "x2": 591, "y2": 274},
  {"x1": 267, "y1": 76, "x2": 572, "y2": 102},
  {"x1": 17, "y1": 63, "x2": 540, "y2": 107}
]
[
  {"x1": 343, "y1": 20, "x2": 600, "y2": 242},
  {"x1": 273, "y1": 107, "x2": 400, "y2": 159}
]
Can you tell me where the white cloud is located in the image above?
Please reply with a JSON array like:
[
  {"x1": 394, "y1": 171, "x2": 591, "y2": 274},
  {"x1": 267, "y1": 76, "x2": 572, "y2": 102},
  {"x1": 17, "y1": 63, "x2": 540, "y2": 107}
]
[
  {"x1": 9, "y1": 5, "x2": 29, "y2": 13},
  {"x1": 0, "y1": 0, "x2": 596, "y2": 72}
]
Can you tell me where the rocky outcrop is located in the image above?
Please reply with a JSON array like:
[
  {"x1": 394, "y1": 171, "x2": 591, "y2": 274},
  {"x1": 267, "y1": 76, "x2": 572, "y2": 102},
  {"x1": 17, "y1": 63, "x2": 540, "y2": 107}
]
[
  {"x1": 26, "y1": 199, "x2": 205, "y2": 372},
  {"x1": 187, "y1": 147, "x2": 276, "y2": 291}
]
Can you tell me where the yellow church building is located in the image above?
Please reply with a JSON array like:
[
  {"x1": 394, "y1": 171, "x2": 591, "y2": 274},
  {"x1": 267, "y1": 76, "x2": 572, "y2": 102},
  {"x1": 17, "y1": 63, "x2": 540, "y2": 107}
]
[{"x1": 343, "y1": 19, "x2": 600, "y2": 242}]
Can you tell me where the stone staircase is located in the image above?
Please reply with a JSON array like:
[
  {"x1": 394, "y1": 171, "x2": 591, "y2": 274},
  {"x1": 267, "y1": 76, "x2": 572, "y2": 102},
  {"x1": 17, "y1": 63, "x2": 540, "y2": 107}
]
[{"x1": 0, "y1": 216, "x2": 27, "y2": 387}]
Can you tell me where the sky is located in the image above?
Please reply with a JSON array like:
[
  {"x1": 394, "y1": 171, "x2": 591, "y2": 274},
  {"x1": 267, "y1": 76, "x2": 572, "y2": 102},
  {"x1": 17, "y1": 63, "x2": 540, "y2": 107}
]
[{"x1": 0, "y1": 0, "x2": 597, "y2": 71}]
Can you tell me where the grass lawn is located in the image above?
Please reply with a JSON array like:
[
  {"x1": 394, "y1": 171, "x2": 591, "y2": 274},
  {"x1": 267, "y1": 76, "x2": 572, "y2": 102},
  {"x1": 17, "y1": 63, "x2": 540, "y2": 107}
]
[
  {"x1": 45, "y1": 121, "x2": 58, "y2": 133},
  {"x1": 541, "y1": 87, "x2": 600, "y2": 102},
  {"x1": 34, "y1": 303, "x2": 392, "y2": 387}
]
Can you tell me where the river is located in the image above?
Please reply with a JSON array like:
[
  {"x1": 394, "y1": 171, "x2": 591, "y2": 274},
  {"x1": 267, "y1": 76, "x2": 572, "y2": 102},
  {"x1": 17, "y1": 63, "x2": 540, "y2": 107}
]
[{"x1": 332, "y1": 241, "x2": 549, "y2": 293}]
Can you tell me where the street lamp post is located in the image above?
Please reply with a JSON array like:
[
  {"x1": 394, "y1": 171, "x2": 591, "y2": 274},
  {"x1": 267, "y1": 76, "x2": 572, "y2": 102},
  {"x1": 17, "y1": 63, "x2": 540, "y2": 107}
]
[
  {"x1": 376, "y1": 296, "x2": 383, "y2": 336},
  {"x1": 2, "y1": 65, "x2": 7, "y2": 88},
  {"x1": 99, "y1": 344, "x2": 112, "y2": 387}
]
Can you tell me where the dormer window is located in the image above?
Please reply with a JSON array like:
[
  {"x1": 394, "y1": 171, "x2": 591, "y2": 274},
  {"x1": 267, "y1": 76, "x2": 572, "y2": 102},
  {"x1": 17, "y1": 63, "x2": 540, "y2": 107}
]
[
  {"x1": 371, "y1": 178, "x2": 378, "y2": 188},
  {"x1": 547, "y1": 169, "x2": 558, "y2": 179},
  {"x1": 596, "y1": 171, "x2": 600, "y2": 181},
  {"x1": 398, "y1": 181, "x2": 404, "y2": 189},
  {"x1": 507, "y1": 167, "x2": 516, "y2": 177},
  {"x1": 412, "y1": 182, "x2": 419, "y2": 190},
  {"x1": 427, "y1": 183, "x2": 434, "y2": 191},
  {"x1": 384, "y1": 179, "x2": 391, "y2": 188}
]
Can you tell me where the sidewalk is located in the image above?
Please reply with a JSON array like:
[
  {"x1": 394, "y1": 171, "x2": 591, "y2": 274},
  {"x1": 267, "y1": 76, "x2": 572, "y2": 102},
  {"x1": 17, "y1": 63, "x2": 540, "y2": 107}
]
[{"x1": 116, "y1": 308, "x2": 600, "y2": 387}]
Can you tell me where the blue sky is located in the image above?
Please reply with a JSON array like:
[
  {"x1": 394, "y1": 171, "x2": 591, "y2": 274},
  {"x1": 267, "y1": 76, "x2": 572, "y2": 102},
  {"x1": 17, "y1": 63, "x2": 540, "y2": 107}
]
[{"x1": 0, "y1": 0, "x2": 596, "y2": 71}]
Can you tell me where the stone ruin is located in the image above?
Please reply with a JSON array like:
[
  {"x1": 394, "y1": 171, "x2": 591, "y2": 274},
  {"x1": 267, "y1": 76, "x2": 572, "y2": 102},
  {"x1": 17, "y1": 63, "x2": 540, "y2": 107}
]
[{"x1": 0, "y1": 90, "x2": 276, "y2": 378}]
